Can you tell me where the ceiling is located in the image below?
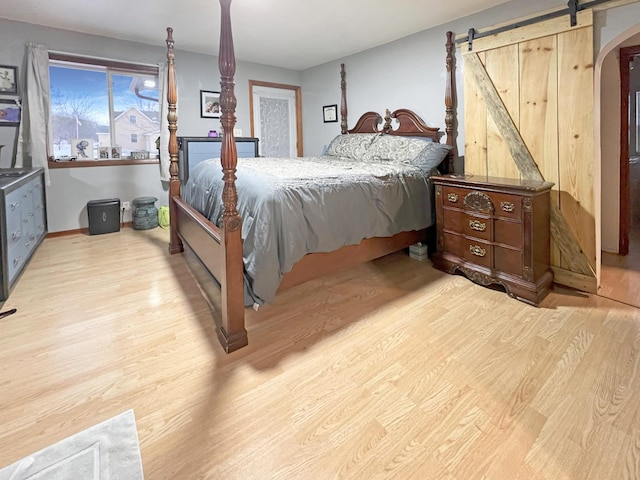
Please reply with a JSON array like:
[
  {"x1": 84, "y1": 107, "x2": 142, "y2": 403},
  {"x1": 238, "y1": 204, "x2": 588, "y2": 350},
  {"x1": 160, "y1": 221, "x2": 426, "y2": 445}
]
[{"x1": 1, "y1": 0, "x2": 511, "y2": 70}]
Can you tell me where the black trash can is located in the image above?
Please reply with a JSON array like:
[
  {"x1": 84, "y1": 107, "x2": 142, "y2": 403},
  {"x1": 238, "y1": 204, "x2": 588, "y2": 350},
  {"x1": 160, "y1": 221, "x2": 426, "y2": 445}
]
[
  {"x1": 132, "y1": 196, "x2": 159, "y2": 230},
  {"x1": 87, "y1": 198, "x2": 121, "y2": 235}
]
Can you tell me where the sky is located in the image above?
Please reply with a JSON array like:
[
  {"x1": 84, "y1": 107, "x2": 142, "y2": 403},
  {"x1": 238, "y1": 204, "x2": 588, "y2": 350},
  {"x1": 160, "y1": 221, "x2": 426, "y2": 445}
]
[{"x1": 49, "y1": 65, "x2": 158, "y2": 126}]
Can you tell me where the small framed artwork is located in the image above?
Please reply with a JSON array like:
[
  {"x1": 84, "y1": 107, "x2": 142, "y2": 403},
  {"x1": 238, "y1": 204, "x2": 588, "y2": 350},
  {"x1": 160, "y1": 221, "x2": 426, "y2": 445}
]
[
  {"x1": 99, "y1": 146, "x2": 110, "y2": 159},
  {"x1": 323, "y1": 104, "x2": 338, "y2": 123},
  {"x1": 71, "y1": 139, "x2": 94, "y2": 159},
  {"x1": 0, "y1": 99, "x2": 20, "y2": 126},
  {"x1": 200, "y1": 90, "x2": 221, "y2": 118},
  {"x1": 0, "y1": 65, "x2": 18, "y2": 95},
  {"x1": 110, "y1": 146, "x2": 122, "y2": 159}
]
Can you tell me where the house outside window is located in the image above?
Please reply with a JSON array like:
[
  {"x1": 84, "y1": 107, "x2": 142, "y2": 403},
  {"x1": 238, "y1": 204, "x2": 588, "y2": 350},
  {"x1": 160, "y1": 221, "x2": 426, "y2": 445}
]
[{"x1": 49, "y1": 53, "x2": 159, "y2": 161}]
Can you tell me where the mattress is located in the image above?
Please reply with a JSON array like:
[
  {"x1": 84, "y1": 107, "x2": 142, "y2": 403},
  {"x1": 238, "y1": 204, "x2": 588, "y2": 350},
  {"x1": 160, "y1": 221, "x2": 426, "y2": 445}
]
[{"x1": 182, "y1": 154, "x2": 437, "y2": 306}]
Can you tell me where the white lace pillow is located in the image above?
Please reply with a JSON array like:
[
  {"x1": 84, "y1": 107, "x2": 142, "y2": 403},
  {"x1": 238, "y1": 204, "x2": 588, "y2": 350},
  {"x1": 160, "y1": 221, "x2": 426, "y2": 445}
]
[{"x1": 324, "y1": 133, "x2": 377, "y2": 160}]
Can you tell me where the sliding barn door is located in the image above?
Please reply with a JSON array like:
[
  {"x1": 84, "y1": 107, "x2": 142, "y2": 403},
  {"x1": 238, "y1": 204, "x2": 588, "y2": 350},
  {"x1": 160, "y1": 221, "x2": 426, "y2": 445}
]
[{"x1": 462, "y1": 9, "x2": 596, "y2": 292}]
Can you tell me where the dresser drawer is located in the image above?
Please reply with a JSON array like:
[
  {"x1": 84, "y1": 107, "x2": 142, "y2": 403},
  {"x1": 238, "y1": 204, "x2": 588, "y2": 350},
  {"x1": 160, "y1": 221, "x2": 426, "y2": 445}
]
[
  {"x1": 494, "y1": 218, "x2": 522, "y2": 249},
  {"x1": 443, "y1": 233, "x2": 493, "y2": 268},
  {"x1": 442, "y1": 185, "x2": 522, "y2": 220},
  {"x1": 441, "y1": 186, "x2": 467, "y2": 209},
  {"x1": 464, "y1": 238, "x2": 492, "y2": 268},
  {"x1": 443, "y1": 209, "x2": 492, "y2": 241},
  {"x1": 490, "y1": 191, "x2": 522, "y2": 219},
  {"x1": 494, "y1": 245, "x2": 523, "y2": 277}
]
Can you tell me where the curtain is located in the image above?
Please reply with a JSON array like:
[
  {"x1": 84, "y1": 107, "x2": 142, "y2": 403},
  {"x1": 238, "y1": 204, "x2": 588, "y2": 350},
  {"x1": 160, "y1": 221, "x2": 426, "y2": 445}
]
[
  {"x1": 259, "y1": 97, "x2": 291, "y2": 157},
  {"x1": 16, "y1": 43, "x2": 52, "y2": 185},
  {"x1": 157, "y1": 61, "x2": 170, "y2": 182}
]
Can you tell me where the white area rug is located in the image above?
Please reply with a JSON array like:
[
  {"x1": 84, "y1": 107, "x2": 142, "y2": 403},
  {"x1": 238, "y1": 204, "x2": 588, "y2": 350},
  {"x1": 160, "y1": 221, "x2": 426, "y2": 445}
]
[{"x1": 0, "y1": 410, "x2": 143, "y2": 480}]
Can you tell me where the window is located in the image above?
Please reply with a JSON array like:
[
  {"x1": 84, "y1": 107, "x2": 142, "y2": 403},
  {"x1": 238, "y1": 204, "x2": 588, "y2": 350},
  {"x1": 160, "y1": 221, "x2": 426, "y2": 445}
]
[{"x1": 49, "y1": 53, "x2": 159, "y2": 162}]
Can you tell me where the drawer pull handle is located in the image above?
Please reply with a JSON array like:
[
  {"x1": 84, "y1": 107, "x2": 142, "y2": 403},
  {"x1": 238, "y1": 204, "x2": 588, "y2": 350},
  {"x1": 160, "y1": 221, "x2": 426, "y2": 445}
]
[
  {"x1": 468, "y1": 220, "x2": 486, "y2": 232},
  {"x1": 447, "y1": 193, "x2": 459, "y2": 203},
  {"x1": 501, "y1": 201, "x2": 515, "y2": 212},
  {"x1": 469, "y1": 245, "x2": 486, "y2": 257}
]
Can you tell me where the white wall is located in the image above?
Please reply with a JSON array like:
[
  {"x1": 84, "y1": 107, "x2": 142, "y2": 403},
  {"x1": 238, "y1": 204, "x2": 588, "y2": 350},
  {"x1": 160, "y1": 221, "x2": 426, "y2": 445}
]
[
  {"x1": 0, "y1": 18, "x2": 301, "y2": 232},
  {"x1": 47, "y1": 165, "x2": 167, "y2": 231},
  {"x1": 300, "y1": 0, "x2": 566, "y2": 160}
]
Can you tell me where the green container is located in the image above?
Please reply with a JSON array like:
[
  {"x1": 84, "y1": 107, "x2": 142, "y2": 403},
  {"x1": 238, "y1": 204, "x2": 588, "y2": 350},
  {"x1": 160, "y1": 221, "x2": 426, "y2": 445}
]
[{"x1": 132, "y1": 196, "x2": 158, "y2": 230}]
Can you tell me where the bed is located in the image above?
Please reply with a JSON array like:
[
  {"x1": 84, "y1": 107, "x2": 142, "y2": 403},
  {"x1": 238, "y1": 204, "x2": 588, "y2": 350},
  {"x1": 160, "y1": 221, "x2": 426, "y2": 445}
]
[{"x1": 164, "y1": 5, "x2": 458, "y2": 353}]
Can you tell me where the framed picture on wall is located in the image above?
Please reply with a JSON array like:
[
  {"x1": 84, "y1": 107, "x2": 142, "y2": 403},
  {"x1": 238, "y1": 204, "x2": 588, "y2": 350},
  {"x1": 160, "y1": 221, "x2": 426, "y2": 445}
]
[
  {"x1": 0, "y1": 65, "x2": 18, "y2": 95},
  {"x1": 0, "y1": 99, "x2": 20, "y2": 126},
  {"x1": 200, "y1": 90, "x2": 221, "y2": 118},
  {"x1": 323, "y1": 104, "x2": 338, "y2": 123}
]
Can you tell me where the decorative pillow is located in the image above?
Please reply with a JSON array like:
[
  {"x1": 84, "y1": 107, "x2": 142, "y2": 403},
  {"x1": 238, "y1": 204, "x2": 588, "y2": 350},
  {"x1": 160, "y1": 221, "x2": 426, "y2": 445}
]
[
  {"x1": 411, "y1": 142, "x2": 453, "y2": 170},
  {"x1": 324, "y1": 133, "x2": 377, "y2": 159},
  {"x1": 362, "y1": 135, "x2": 435, "y2": 162}
]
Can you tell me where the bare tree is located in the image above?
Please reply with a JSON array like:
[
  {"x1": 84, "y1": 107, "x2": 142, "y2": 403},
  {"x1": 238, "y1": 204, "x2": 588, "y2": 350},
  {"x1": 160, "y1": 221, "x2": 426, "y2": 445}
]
[{"x1": 51, "y1": 87, "x2": 100, "y2": 144}]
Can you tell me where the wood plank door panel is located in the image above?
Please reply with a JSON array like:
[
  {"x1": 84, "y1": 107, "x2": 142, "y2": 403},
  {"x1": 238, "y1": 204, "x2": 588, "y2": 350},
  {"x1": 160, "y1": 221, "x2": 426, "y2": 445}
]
[
  {"x1": 557, "y1": 26, "x2": 596, "y2": 272},
  {"x1": 464, "y1": 51, "x2": 488, "y2": 176},
  {"x1": 519, "y1": 36, "x2": 561, "y2": 267},
  {"x1": 486, "y1": 44, "x2": 521, "y2": 180}
]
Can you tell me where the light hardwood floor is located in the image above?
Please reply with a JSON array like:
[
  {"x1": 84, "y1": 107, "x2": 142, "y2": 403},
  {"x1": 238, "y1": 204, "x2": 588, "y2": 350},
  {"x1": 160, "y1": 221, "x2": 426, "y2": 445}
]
[
  {"x1": 1, "y1": 228, "x2": 640, "y2": 479},
  {"x1": 599, "y1": 247, "x2": 640, "y2": 308},
  {"x1": 599, "y1": 215, "x2": 640, "y2": 309}
]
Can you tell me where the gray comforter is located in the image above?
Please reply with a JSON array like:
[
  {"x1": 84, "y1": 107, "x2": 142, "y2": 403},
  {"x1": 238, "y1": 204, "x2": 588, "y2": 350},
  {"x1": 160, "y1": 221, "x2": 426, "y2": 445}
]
[{"x1": 182, "y1": 155, "x2": 435, "y2": 306}]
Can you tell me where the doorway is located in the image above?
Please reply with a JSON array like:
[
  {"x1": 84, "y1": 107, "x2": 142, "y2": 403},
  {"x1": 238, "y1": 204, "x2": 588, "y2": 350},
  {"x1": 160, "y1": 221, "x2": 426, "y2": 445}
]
[
  {"x1": 618, "y1": 46, "x2": 640, "y2": 256},
  {"x1": 599, "y1": 45, "x2": 640, "y2": 308},
  {"x1": 249, "y1": 81, "x2": 303, "y2": 157}
]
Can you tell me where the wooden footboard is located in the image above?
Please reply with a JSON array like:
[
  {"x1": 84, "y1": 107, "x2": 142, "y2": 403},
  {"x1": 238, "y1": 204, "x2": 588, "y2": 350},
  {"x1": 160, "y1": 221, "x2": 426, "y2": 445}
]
[{"x1": 173, "y1": 196, "x2": 247, "y2": 352}]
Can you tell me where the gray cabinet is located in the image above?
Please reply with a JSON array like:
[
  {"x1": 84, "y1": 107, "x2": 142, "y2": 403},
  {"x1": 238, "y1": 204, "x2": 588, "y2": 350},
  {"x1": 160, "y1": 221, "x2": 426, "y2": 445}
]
[{"x1": 0, "y1": 168, "x2": 47, "y2": 300}]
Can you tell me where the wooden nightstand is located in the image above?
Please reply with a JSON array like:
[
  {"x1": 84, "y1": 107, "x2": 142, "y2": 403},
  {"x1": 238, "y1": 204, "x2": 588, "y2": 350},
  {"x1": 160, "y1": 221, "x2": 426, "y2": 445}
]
[{"x1": 431, "y1": 174, "x2": 554, "y2": 306}]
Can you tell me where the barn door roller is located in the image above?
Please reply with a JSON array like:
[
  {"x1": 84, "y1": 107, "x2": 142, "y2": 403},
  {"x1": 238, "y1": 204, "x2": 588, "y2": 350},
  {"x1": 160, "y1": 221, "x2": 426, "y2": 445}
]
[{"x1": 458, "y1": 0, "x2": 614, "y2": 49}]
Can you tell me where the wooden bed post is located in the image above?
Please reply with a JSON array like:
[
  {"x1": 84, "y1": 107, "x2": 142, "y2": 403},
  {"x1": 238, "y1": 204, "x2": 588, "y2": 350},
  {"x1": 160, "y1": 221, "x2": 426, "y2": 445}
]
[
  {"x1": 340, "y1": 63, "x2": 348, "y2": 134},
  {"x1": 217, "y1": 0, "x2": 247, "y2": 352},
  {"x1": 445, "y1": 31, "x2": 458, "y2": 174},
  {"x1": 166, "y1": 28, "x2": 183, "y2": 254}
]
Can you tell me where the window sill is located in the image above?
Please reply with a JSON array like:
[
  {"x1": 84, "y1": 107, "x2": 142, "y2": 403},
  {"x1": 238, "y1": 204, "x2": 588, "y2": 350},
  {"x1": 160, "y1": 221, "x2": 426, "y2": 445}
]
[{"x1": 48, "y1": 158, "x2": 160, "y2": 168}]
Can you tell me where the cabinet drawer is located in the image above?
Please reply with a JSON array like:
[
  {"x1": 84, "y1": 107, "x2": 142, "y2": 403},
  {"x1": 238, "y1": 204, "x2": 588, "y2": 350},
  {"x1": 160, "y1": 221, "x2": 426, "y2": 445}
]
[
  {"x1": 463, "y1": 238, "x2": 492, "y2": 268},
  {"x1": 494, "y1": 219, "x2": 522, "y2": 249},
  {"x1": 442, "y1": 185, "x2": 522, "y2": 219},
  {"x1": 490, "y1": 191, "x2": 522, "y2": 219},
  {"x1": 443, "y1": 233, "x2": 493, "y2": 268},
  {"x1": 495, "y1": 245, "x2": 523, "y2": 277},
  {"x1": 443, "y1": 209, "x2": 492, "y2": 241},
  {"x1": 7, "y1": 246, "x2": 25, "y2": 284},
  {"x1": 441, "y1": 186, "x2": 468, "y2": 208}
]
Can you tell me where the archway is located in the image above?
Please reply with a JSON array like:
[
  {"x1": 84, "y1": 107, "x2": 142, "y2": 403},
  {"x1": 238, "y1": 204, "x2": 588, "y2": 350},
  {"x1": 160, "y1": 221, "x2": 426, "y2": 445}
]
[{"x1": 595, "y1": 24, "x2": 640, "y2": 307}]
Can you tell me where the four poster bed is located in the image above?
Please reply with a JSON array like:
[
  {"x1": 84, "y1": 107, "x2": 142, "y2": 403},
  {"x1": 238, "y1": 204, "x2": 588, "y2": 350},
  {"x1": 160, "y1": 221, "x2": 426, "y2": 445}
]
[{"x1": 164, "y1": 2, "x2": 458, "y2": 353}]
